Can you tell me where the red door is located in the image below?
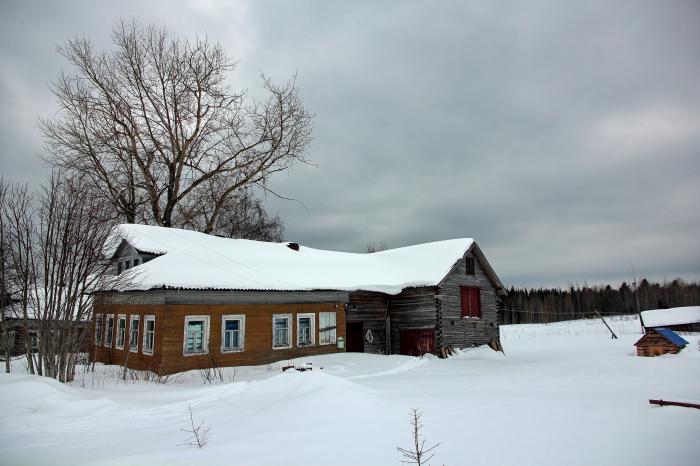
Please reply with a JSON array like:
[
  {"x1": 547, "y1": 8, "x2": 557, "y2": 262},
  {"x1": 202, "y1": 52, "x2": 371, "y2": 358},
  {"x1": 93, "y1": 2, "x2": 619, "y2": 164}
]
[
  {"x1": 346, "y1": 322, "x2": 364, "y2": 352},
  {"x1": 400, "y1": 329, "x2": 435, "y2": 356}
]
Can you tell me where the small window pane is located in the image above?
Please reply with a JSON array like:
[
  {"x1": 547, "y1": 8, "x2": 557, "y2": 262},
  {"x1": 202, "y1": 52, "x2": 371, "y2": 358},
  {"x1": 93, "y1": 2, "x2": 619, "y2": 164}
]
[
  {"x1": 298, "y1": 317, "x2": 311, "y2": 345},
  {"x1": 223, "y1": 319, "x2": 241, "y2": 350},
  {"x1": 186, "y1": 320, "x2": 206, "y2": 353},
  {"x1": 273, "y1": 316, "x2": 289, "y2": 347}
]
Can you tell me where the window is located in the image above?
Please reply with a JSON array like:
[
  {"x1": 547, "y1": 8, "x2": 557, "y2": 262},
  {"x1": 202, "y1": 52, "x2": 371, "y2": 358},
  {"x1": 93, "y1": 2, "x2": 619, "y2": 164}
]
[
  {"x1": 297, "y1": 313, "x2": 315, "y2": 346},
  {"x1": 117, "y1": 261, "x2": 122, "y2": 275},
  {"x1": 272, "y1": 314, "x2": 291, "y2": 349},
  {"x1": 29, "y1": 331, "x2": 39, "y2": 351},
  {"x1": 116, "y1": 314, "x2": 126, "y2": 349},
  {"x1": 1, "y1": 331, "x2": 15, "y2": 350},
  {"x1": 465, "y1": 256, "x2": 475, "y2": 275},
  {"x1": 319, "y1": 312, "x2": 337, "y2": 345},
  {"x1": 95, "y1": 314, "x2": 104, "y2": 345},
  {"x1": 105, "y1": 314, "x2": 114, "y2": 347},
  {"x1": 124, "y1": 260, "x2": 130, "y2": 270},
  {"x1": 129, "y1": 315, "x2": 140, "y2": 352},
  {"x1": 221, "y1": 315, "x2": 245, "y2": 352},
  {"x1": 133, "y1": 258, "x2": 139, "y2": 266},
  {"x1": 460, "y1": 287, "x2": 481, "y2": 318},
  {"x1": 183, "y1": 316, "x2": 209, "y2": 355},
  {"x1": 143, "y1": 315, "x2": 155, "y2": 355}
]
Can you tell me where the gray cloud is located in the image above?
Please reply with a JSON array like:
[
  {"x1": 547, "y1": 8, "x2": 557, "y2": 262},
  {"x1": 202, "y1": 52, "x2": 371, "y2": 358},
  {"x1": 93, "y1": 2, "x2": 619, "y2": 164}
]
[{"x1": 1, "y1": 0, "x2": 699, "y2": 287}]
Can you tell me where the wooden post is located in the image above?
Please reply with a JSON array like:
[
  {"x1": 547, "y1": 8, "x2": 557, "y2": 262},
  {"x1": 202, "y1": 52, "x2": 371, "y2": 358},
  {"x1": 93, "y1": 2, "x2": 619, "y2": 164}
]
[
  {"x1": 649, "y1": 399, "x2": 700, "y2": 410},
  {"x1": 594, "y1": 309, "x2": 618, "y2": 339}
]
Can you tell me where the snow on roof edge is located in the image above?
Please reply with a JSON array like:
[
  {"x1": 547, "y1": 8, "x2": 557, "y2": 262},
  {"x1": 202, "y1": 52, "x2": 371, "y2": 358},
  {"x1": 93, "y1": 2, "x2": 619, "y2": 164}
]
[{"x1": 107, "y1": 224, "x2": 475, "y2": 295}]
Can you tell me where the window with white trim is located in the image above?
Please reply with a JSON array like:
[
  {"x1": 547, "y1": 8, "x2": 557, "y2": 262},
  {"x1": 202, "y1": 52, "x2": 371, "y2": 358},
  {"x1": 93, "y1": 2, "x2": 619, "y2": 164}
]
[
  {"x1": 105, "y1": 314, "x2": 114, "y2": 347},
  {"x1": 221, "y1": 315, "x2": 245, "y2": 352},
  {"x1": 94, "y1": 314, "x2": 104, "y2": 345},
  {"x1": 297, "y1": 313, "x2": 315, "y2": 347},
  {"x1": 129, "y1": 315, "x2": 140, "y2": 352},
  {"x1": 319, "y1": 312, "x2": 337, "y2": 345},
  {"x1": 143, "y1": 315, "x2": 155, "y2": 355},
  {"x1": 116, "y1": 314, "x2": 126, "y2": 349},
  {"x1": 183, "y1": 316, "x2": 209, "y2": 355},
  {"x1": 272, "y1": 314, "x2": 291, "y2": 349}
]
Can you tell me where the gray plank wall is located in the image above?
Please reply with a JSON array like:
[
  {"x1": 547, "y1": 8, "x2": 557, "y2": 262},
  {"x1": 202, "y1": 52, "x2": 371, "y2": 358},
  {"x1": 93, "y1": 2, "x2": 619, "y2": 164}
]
[
  {"x1": 388, "y1": 287, "x2": 437, "y2": 354},
  {"x1": 437, "y1": 249, "x2": 499, "y2": 348},
  {"x1": 346, "y1": 291, "x2": 388, "y2": 354}
]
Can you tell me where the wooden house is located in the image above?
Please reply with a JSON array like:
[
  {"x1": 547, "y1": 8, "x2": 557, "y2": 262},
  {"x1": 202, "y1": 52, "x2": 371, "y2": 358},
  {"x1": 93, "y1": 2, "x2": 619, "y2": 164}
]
[
  {"x1": 634, "y1": 328, "x2": 689, "y2": 357},
  {"x1": 639, "y1": 307, "x2": 700, "y2": 333},
  {"x1": 92, "y1": 224, "x2": 506, "y2": 375}
]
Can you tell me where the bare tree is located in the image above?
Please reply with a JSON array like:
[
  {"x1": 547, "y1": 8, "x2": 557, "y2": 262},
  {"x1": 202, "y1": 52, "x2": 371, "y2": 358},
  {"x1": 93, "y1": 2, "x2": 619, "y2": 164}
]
[
  {"x1": 397, "y1": 409, "x2": 441, "y2": 466},
  {"x1": 180, "y1": 404, "x2": 210, "y2": 448},
  {"x1": 365, "y1": 240, "x2": 389, "y2": 253},
  {"x1": 3, "y1": 173, "x2": 127, "y2": 382},
  {"x1": 1, "y1": 182, "x2": 38, "y2": 374},
  {"x1": 42, "y1": 20, "x2": 313, "y2": 232},
  {"x1": 204, "y1": 189, "x2": 284, "y2": 241},
  {"x1": 0, "y1": 179, "x2": 11, "y2": 372}
]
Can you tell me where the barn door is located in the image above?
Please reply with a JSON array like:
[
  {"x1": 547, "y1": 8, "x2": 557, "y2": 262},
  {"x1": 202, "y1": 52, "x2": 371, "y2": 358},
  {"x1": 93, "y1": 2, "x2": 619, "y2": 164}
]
[
  {"x1": 346, "y1": 322, "x2": 364, "y2": 352},
  {"x1": 400, "y1": 329, "x2": 435, "y2": 356}
]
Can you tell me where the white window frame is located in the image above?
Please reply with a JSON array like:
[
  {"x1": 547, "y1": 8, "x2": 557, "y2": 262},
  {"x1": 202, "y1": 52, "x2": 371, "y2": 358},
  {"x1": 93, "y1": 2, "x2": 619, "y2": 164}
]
[
  {"x1": 221, "y1": 314, "x2": 245, "y2": 353},
  {"x1": 142, "y1": 315, "x2": 155, "y2": 355},
  {"x1": 183, "y1": 315, "x2": 210, "y2": 356},
  {"x1": 94, "y1": 314, "x2": 104, "y2": 345},
  {"x1": 296, "y1": 313, "x2": 316, "y2": 347},
  {"x1": 129, "y1": 315, "x2": 140, "y2": 353},
  {"x1": 319, "y1": 312, "x2": 337, "y2": 345},
  {"x1": 104, "y1": 314, "x2": 114, "y2": 347},
  {"x1": 272, "y1": 313, "x2": 292, "y2": 349},
  {"x1": 115, "y1": 314, "x2": 126, "y2": 349}
]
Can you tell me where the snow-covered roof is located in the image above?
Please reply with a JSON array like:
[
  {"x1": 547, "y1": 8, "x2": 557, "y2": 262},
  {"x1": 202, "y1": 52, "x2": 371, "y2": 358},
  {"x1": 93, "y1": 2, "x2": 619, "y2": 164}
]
[
  {"x1": 640, "y1": 306, "x2": 700, "y2": 328},
  {"x1": 109, "y1": 224, "x2": 479, "y2": 295}
]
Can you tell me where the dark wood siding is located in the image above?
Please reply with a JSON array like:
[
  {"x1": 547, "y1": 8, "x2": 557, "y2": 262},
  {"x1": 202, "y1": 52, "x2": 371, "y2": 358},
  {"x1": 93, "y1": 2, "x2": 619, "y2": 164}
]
[
  {"x1": 437, "y1": 248, "x2": 499, "y2": 348},
  {"x1": 388, "y1": 287, "x2": 437, "y2": 355},
  {"x1": 346, "y1": 291, "x2": 388, "y2": 354}
]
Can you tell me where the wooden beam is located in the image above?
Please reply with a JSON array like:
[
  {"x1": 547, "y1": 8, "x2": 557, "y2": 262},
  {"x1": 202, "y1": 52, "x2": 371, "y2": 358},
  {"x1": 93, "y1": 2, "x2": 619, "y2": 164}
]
[{"x1": 649, "y1": 399, "x2": 700, "y2": 409}]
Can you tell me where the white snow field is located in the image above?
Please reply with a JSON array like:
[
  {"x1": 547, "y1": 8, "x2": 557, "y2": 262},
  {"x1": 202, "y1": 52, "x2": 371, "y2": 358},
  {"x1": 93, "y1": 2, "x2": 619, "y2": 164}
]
[{"x1": 1, "y1": 316, "x2": 698, "y2": 466}]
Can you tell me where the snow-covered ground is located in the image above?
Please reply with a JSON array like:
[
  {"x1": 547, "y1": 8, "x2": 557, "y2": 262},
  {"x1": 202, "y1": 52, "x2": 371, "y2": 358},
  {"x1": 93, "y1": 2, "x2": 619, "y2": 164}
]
[{"x1": 1, "y1": 316, "x2": 698, "y2": 466}]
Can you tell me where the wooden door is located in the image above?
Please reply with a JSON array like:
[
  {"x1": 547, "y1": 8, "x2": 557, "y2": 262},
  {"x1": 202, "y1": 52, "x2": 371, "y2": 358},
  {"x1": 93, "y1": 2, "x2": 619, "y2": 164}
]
[
  {"x1": 346, "y1": 322, "x2": 364, "y2": 352},
  {"x1": 400, "y1": 329, "x2": 435, "y2": 356}
]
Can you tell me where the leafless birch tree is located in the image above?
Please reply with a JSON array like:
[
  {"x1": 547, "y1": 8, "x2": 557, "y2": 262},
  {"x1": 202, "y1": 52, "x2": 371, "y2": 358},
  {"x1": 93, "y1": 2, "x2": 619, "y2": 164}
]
[
  {"x1": 41, "y1": 20, "x2": 312, "y2": 232},
  {"x1": 2, "y1": 173, "x2": 127, "y2": 382}
]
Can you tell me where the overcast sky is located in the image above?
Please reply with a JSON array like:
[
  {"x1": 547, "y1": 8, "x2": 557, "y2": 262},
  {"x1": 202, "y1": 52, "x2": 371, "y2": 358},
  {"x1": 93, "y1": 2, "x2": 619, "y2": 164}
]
[{"x1": 1, "y1": 0, "x2": 699, "y2": 288}]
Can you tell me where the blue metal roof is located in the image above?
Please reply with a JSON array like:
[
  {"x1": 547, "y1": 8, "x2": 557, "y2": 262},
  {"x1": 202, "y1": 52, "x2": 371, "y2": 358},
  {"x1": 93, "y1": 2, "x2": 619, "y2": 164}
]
[{"x1": 655, "y1": 328, "x2": 689, "y2": 346}]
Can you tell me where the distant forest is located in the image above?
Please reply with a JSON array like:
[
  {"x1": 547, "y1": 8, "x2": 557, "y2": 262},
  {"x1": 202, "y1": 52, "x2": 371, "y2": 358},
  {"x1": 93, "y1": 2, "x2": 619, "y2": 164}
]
[{"x1": 500, "y1": 278, "x2": 700, "y2": 324}]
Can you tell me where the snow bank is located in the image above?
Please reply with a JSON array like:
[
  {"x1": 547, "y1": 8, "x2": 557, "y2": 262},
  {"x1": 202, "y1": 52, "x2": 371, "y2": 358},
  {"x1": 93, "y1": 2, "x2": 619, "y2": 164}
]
[
  {"x1": 1, "y1": 318, "x2": 699, "y2": 466},
  {"x1": 109, "y1": 224, "x2": 473, "y2": 294}
]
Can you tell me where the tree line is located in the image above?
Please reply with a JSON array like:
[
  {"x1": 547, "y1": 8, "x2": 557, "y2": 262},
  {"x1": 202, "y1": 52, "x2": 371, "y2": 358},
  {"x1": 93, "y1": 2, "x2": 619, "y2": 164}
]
[{"x1": 500, "y1": 278, "x2": 700, "y2": 325}]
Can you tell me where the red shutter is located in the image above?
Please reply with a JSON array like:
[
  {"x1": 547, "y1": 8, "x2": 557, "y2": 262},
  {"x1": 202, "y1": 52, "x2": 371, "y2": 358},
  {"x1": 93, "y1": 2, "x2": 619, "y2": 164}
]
[{"x1": 460, "y1": 287, "x2": 481, "y2": 318}]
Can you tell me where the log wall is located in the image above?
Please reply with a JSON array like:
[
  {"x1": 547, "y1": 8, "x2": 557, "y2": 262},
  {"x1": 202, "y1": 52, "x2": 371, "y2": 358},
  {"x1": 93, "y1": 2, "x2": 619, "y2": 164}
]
[
  {"x1": 437, "y1": 248, "x2": 500, "y2": 348},
  {"x1": 346, "y1": 291, "x2": 388, "y2": 354}
]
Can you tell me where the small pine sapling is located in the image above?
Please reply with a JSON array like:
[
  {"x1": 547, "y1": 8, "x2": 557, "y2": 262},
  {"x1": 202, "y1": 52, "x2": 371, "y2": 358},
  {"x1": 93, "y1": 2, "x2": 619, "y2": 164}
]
[
  {"x1": 180, "y1": 404, "x2": 210, "y2": 448},
  {"x1": 397, "y1": 408, "x2": 441, "y2": 466}
]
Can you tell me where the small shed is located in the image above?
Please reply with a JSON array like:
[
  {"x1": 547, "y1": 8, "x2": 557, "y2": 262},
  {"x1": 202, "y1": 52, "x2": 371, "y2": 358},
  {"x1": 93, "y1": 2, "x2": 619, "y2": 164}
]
[{"x1": 634, "y1": 328, "x2": 689, "y2": 357}]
